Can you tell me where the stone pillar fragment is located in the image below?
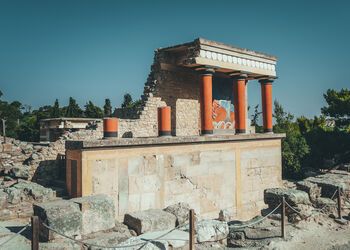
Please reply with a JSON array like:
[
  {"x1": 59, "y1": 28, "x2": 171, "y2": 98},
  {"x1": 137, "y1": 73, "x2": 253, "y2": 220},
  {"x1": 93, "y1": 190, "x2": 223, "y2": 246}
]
[{"x1": 158, "y1": 106, "x2": 171, "y2": 136}]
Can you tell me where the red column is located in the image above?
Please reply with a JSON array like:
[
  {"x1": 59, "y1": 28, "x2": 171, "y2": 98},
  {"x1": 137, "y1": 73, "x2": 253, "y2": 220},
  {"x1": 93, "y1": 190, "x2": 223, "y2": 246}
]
[
  {"x1": 200, "y1": 69, "x2": 214, "y2": 135},
  {"x1": 234, "y1": 74, "x2": 247, "y2": 134},
  {"x1": 259, "y1": 79, "x2": 273, "y2": 133},
  {"x1": 158, "y1": 106, "x2": 171, "y2": 136},
  {"x1": 103, "y1": 118, "x2": 118, "y2": 138}
]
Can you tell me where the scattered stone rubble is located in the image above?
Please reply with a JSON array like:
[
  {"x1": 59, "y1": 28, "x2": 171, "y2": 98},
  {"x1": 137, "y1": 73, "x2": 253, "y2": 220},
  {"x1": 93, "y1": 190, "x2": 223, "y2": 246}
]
[
  {"x1": 1, "y1": 169, "x2": 350, "y2": 249},
  {"x1": 0, "y1": 128, "x2": 101, "y2": 222},
  {"x1": 0, "y1": 126, "x2": 102, "y2": 183}
]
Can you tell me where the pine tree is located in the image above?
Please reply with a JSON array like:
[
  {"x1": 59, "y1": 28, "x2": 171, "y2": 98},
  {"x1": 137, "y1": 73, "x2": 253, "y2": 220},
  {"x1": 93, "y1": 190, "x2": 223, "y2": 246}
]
[
  {"x1": 51, "y1": 99, "x2": 60, "y2": 118},
  {"x1": 103, "y1": 98, "x2": 112, "y2": 117},
  {"x1": 65, "y1": 97, "x2": 83, "y2": 117},
  {"x1": 84, "y1": 101, "x2": 103, "y2": 118}
]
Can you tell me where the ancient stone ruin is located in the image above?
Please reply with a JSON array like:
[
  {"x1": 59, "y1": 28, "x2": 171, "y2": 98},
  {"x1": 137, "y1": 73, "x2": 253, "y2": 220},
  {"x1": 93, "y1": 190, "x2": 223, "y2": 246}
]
[
  {"x1": 65, "y1": 38, "x2": 284, "y2": 222},
  {"x1": 1, "y1": 38, "x2": 350, "y2": 250}
]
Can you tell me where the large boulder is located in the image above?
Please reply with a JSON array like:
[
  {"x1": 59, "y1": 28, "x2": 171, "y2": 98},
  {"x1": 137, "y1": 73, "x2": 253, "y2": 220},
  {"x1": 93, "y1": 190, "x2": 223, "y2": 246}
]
[
  {"x1": 84, "y1": 231, "x2": 133, "y2": 250},
  {"x1": 296, "y1": 180, "x2": 321, "y2": 202},
  {"x1": 9, "y1": 164, "x2": 30, "y2": 179},
  {"x1": 11, "y1": 180, "x2": 56, "y2": 202},
  {"x1": 306, "y1": 174, "x2": 349, "y2": 198},
  {"x1": 164, "y1": 202, "x2": 190, "y2": 226},
  {"x1": 5, "y1": 187, "x2": 25, "y2": 204},
  {"x1": 219, "y1": 209, "x2": 234, "y2": 222},
  {"x1": 71, "y1": 194, "x2": 115, "y2": 235},
  {"x1": 124, "y1": 209, "x2": 176, "y2": 235},
  {"x1": 195, "y1": 220, "x2": 229, "y2": 243},
  {"x1": 33, "y1": 200, "x2": 82, "y2": 241},
  {"x1": 227, "y1": 231, "x2": 246, "y2": 248},
  {"x1": 264, "y1": 188, "x2": 311, "y2": 207}
]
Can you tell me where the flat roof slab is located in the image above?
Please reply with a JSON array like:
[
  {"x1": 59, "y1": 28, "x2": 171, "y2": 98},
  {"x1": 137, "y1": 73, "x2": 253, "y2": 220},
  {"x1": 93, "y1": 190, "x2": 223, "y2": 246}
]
[{"x1": 66, "y1": 133, "x2": 285, "y2": 150}]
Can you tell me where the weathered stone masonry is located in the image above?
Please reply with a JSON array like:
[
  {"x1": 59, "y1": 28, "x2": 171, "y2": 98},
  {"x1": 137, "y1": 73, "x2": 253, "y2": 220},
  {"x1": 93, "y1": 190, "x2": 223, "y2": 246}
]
[
  {"x1": 66, "y1": 38, "x2": 283, "y2": 222},
  {"x1": 116, "y1": 38, "x2": 277, "y2": 138},
  {"x1": 117, "y1": 47, "x2": 201, "y2": 137},
  {"x1": 66, "y1": 134, "x2": 283, "y2": 221}
]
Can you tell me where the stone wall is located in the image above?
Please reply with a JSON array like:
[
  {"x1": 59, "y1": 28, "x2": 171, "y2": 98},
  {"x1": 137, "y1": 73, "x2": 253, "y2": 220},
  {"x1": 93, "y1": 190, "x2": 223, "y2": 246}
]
[
  {"x1": 116, "y1": 50, "x2": 201, "y2": 137},
  {"x1": 0, "y1": 125, "x2": 103, "y2": 182},
  {"x1": 66, "y1": 136, "x2": 283, "y2": 220}
]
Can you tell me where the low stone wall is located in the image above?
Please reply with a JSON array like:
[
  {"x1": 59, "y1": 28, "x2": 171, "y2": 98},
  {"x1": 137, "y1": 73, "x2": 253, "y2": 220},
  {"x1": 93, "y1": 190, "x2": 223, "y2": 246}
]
[{"x1": 66, "y1": 134, "x2": 283, "y2": 220}]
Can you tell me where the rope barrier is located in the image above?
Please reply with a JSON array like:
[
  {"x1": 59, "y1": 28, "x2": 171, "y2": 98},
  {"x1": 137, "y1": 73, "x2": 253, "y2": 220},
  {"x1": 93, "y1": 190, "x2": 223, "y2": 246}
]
[
  {"x1": 0, "y1": 223, "x2": 30, "y2": 248},
  {"x1": 230, "y1": 203, "x2": 282, "y2": 229},
  {"x1": 283, "y1": 189, "x2": 340, "y2": 220},
  {"x1": 43, "y1": 220, "x2": 190, "y2": 249},
  {"x1": 34, "y1": 189, "x2": 348, "y2": 249}
]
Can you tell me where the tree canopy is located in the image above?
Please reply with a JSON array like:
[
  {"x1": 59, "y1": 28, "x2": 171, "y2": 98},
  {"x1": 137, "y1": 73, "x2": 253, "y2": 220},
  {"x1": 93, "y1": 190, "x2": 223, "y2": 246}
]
[{"x1": 321, "y1": 88, "x2": 350, "y2": 130}]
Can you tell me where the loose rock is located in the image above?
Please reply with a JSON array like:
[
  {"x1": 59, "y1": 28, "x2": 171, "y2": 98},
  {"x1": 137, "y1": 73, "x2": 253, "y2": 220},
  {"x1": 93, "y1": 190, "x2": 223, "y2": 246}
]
[
  {"x1": 124, "y1": 209, "x2": 176, "y2": 235},
  {"x1": 164, "y1": 202, "x2": 190, "y2": 226}
]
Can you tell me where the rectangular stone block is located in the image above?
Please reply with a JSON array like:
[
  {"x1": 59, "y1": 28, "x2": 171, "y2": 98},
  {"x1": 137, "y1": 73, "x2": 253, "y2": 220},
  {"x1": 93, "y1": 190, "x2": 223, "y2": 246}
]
[
  {"x1": 71, "y1": 194, "x2": 115, "y2": 235},
  {"x1": 124, "y1": 209, "x2": 176, "y2": 235},
  {"x1": 33, "y1": 200, "x2": 82, "y2": 241}
]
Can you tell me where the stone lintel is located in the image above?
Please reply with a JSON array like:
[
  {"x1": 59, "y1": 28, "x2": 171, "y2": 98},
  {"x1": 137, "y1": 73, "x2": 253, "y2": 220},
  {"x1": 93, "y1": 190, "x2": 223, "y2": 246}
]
[{"x1": 65, "y1": 133, "x2": 286, "y2": 150}]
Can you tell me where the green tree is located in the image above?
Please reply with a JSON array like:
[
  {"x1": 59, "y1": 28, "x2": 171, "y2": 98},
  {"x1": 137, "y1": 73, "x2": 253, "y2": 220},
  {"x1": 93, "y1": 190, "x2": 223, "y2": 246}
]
[
  {"x1": 321, "y1": 88, "x2": 350, "y2": 130},
  {"x1": 273, "y1": 101, "x2": 310, "y2": 179},
  {"x1": 84, "y1": 101, "x2": 103, "y2": 118},
  {"x1": 103, "y1": 98, "x2": 112, "y2": 117},
  {"x1": 121, "y1": 93, "x2": 133, "y2": 108},
  {"x1": 0, "y1": 91, "x2": 23, "y2": 138},
  {"x1": 64, "y1": 97, "x2": 83, "y2": 117},
  {"x1": 51, "y1": 99, "x2": 61, "y2": 118}
]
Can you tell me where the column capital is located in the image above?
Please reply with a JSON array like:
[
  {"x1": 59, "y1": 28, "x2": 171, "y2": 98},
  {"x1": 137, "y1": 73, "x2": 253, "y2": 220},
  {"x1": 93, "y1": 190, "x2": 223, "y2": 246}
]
[
  {"x1": 196, "y1": 66, "x2": 215, "y2": 75},
  {"x1": 259, "y1": 78, "x2": 275, "y2": 84},
  {"x1": 230, "y1": 73, "x2": 248, "y2": 80}
]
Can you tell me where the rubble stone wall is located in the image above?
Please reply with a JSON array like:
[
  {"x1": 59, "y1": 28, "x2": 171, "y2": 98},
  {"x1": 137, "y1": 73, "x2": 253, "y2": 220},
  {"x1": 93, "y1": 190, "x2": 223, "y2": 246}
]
[
  {"x1": 116, "y1": 51, "x2": 201, "y2": 138},
  {"x1": 67, "y1": 138, "x2": 282, "y2": 220},
  {"x1": 0, "y1": 125, "x2": 103, "y2": 182}
]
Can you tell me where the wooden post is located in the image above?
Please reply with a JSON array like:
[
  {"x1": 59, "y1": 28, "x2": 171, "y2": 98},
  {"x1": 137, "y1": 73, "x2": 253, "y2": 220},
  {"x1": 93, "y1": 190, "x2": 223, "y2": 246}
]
[
  {"x1": 189, "y1": 209, "x2": 195, "y2": 250},
  {"x1": 337, "y1": 187, "x2": 342, "y2": 219},
  {"x1": 281, "y1": 196, "x2": 286, "y2": 239},
  {"x1": 31, "y1": 216, "x2": 39, "y2": 250}
]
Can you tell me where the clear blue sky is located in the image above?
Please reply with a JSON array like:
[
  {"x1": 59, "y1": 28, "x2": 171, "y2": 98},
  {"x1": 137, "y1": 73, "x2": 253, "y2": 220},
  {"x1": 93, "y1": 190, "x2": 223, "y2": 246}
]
[{"x1": 0, "y1": 0, "x2": 349, "y2": 118}]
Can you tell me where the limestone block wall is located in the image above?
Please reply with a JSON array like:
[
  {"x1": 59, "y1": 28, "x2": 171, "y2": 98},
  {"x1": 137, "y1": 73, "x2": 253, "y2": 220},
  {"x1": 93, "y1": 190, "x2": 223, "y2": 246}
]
[
  {"x1": 66, "y1": 138, "x2": 282, "y2": 221},
  {"x1": 116, "y1": 50, "x2": 201, "y2": 138}
]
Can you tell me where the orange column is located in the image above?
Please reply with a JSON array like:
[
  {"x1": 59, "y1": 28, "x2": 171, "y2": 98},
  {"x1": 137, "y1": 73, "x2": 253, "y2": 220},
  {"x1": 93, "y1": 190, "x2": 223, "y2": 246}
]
[
  {"x1": 235, "y1": 75, "x2": 247, "y2": 134},
  {"x1": 200, "y1": 70, "x2": 214, "y2": 135},
  {"x1": 158, "y1": 106, "x2": 171, "y2": 136},
  {"x1": 233, "y1": 79, "x2": 238, "y2": 131},
  {"x1": 260, "y1": 79, "x2": 273, "y2": 133},
  {"x1": 103, "y1": 118, "x2": 118, "y2": 138}
]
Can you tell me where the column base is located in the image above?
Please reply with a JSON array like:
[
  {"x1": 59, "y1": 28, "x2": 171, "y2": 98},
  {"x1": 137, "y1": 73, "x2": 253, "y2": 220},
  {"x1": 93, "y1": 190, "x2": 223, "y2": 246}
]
[
  {"x1": 235, "y1": 129, "x2": 246, "y2": 134},
  {"x1": 264, "y1": 128, "x2": 273, "y2": 133},
  {"x1": 159, "y1": 131, "x2": 172, "y2": 136},
  {"x1": 103, "y1": 132, "x2": 118, "y2": 138},
  {"x1": 201, "y1": 130, "x2": 213, "y2": 135}
]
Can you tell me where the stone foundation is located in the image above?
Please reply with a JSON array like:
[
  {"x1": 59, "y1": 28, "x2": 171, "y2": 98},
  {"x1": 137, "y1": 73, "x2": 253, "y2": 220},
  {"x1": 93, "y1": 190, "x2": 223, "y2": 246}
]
[{"x1": 66, "y1": 134, "x2": 283, "y2": 220}]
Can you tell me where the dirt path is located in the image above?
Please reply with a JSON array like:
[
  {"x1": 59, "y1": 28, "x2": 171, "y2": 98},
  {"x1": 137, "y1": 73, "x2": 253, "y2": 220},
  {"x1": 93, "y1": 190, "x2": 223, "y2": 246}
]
[{"x1": 266, "y1": 220, "x2": 350, "y2": 250}]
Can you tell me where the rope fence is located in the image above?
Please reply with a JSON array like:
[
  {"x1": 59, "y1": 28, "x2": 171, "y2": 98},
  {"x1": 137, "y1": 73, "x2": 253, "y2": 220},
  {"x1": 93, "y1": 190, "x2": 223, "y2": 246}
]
[
  {"x1": 0, "y1": 223, "x2": 30, "y2": 248},
  {"x1": 1, "y1": 187, "x2": 349, "y2": 250}
]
